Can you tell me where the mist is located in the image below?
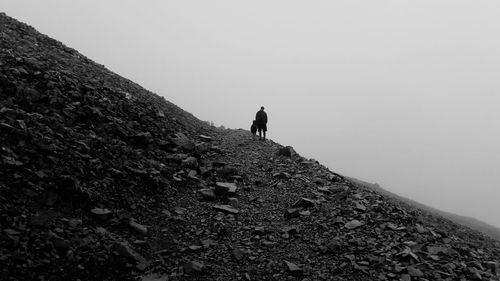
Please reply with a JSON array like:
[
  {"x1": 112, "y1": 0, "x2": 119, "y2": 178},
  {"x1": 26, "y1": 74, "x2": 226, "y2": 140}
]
[{"x1": 3, "y1": 0, "x2": 500, "y2": 228}]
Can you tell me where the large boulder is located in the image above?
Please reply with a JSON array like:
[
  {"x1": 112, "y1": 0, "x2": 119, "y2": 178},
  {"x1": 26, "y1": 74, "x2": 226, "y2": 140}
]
[
  {"x1": 277, "y1": 146, "x2": 295, "y2": 157},
  {"x1": 170, "y1": 133, "x2": 195, "y2": 152}
]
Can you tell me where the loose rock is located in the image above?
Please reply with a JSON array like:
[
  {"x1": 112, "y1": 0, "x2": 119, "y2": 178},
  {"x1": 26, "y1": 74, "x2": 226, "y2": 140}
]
[
  {"x1": 213, "y1": 204, "x2": 239, "y2": 214},
  {"x1": 284, "y1": 261, "x2": 303, "y2": 276}
]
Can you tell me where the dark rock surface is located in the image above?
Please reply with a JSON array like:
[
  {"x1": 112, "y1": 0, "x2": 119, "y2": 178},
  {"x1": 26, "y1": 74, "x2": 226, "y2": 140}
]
[{"x1": 1, "y1": 12, "x2": 500, "y2": 281}]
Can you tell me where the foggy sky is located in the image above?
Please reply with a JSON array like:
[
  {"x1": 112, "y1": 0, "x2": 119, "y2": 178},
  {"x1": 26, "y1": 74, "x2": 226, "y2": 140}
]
[{"x1": 3, "y1": 1, "x2": 500, "y2": 227}]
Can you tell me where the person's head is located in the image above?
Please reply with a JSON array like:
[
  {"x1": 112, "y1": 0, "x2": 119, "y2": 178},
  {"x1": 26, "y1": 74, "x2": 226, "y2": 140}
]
[{"x1": 260, "y1": 106, "x2": 264, "y2": 110}]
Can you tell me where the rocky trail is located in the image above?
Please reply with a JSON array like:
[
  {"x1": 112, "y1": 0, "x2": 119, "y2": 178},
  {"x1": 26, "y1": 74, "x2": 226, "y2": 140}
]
[
  {"x1": 153, "y1": 130, "x2": 500, "y2": 281},
  {"x1": 1, "y1": 12, "x2": 500, "y2": 281}
]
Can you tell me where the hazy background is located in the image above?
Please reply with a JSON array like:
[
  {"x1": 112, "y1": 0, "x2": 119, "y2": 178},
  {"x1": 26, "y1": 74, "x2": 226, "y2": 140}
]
[{"x1": 3, "y1": 1, "x2": 500, "y2": 227}]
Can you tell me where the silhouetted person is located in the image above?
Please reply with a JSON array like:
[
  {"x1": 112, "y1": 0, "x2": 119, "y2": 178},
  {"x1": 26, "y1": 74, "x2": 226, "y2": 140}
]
[
  {"x1": 255, "y1": 106, "x2": 268, "y2": 141},
  {"x1": 250, "y1": 120, "x2": 257, "y2": 139}
]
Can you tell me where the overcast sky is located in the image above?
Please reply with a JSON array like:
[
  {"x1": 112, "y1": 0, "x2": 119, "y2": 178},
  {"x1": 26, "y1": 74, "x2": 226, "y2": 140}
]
[{"x1": 3, "y1": 1, "x2": 500, "y2": 228}]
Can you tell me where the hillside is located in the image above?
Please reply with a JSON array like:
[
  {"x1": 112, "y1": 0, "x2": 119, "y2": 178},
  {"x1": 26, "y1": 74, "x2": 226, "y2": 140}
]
[
  {"x1": 1, "y1": 13, "x2": 500, "y2": 281},
  {"x1": 349, "y1": 178, "x2": 500, "y2": 242}
]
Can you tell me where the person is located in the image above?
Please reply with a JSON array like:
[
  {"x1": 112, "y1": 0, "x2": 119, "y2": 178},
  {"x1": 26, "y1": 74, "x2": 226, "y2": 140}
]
[
  {"x1": 250, "y1": 120, "x2": 257, "y2": 139},
  {"x1": 255, "y1": 106, "x2": 268, "y2": 141}
]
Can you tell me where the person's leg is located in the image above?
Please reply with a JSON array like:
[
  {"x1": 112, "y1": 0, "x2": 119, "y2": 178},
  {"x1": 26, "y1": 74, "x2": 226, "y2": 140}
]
[{"x1": 258, "y1": 128, "x2": 262, "y2": 140}]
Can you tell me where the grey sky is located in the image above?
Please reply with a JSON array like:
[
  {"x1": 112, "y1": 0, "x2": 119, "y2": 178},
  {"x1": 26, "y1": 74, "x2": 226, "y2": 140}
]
[{"x1": 3, "y1": 1, "x2": 500, "y2": 227}]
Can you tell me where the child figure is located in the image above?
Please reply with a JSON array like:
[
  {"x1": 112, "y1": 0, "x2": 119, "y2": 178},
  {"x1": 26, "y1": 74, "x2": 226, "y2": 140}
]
[{"x1": 250, "y1": 120, "x2": 257, "y2": 139}]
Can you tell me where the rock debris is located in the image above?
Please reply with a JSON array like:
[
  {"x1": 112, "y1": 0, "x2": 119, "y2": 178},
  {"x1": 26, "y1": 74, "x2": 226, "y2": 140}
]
[{"x1": 1, "y1": 12, "x2": 500, "y2": 281}]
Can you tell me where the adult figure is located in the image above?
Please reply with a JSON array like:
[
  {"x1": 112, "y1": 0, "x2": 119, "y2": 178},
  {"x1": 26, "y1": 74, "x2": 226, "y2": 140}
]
[{"x1": 255, "y1": 106, "x2": 268, "y2": 141}]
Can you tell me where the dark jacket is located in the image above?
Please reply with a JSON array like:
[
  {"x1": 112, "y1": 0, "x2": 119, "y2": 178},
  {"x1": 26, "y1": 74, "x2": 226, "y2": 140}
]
[{"x1": 255, "y1": 110, "x2": 267, "y2": 125}]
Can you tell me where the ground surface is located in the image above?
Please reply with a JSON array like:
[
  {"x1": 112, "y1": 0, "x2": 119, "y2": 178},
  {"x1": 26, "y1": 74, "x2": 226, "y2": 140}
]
[{"x1": 1, "y1": 12, "x2": 500, "y2": 281}]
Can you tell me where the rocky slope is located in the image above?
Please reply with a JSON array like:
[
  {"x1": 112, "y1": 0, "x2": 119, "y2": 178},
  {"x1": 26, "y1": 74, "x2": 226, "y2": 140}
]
[
  {"x1": 350, "y1": 178, "x2": 500, "y2": 242},
  {"x1": 1, "y1": 13, "x2": 500, "y2": 281}
]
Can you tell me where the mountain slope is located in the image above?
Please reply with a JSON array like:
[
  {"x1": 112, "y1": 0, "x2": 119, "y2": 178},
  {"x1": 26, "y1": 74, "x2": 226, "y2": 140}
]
[
  {"x1": 1, "y1": 13, "x2": 500, "y2": 281},
  {"x1": 349, "y1": 178, "x2": 500, "y2": 242}
]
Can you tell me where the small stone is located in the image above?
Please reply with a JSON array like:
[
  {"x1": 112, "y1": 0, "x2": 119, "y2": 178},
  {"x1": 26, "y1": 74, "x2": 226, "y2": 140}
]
[
  {"x1": 129, "y1": 219, "x2": 148, "y2": 235},
  {"x1": 181, "y1": 141, "x2": 195, "y2": 153},
  {"x1": 52, "y1": 236, "x2": 71, "y2": 250},
  {"x1": 400, "y1": 274, "x2": 411, "y2": 281},
  {"x1": 484, "y1": 261, "x2": 498, "y2": 274},
  {"x1": 327, "y1": 173, "x2": 344, "y2": 182},
  {"x1": 292, "y1": 198, "x2": 316, "y2": 208},
  {"x1": 427, "y1": 246, "x2": 449, "y2": 255},
  {"x1": 407, "y1": 265, "x2": 424, "y2": 277},
  {"x1": 68, "y1": 219, "x2": 83, "y2": 227},
  {"x1": 95, "y1": 227, "x2": 108, "y2": 235},
  {"x1": 171, "y1": 133, "x2": 195, "y2": 152},
  {"x1": 232, "y1": 248, "x2": 245, "y2": 261},
  {"x1": 394, "y1": 264, "x2": 405, "y2": 273},
  {"x1": 282, "y1": 226, "x2": 299, "y2": 235},
  {"x1": 285, "y1": 208, "x2": 300, "y2": 219},
  {"x1": 253, "y1": 226, "x2": 266, "y2": 235},
  {"x1": 140, "y1": 274, "x2": 169, "y2": 281},
  {"x1": 212, "y1": 161, "x2": 227, "y2": 167},
  {"x1": 415, "y1": 223, "x2": 426, "y2": 233},
  {"x1": 354, "y1": 202, "x2": 366, "y2": 211},
  {"x1": 2, "y1": 156, "x2": 23, "y2": 166},
  {"x1": 126, "y1": 166, "x2": 148, "y2": 175},
  {"x1": 386, "y1": 223, "x2": 399, "y2": 230},
  {"x1": 345, "y1": 220, "x2": 364, "y2": 230},
  {"x1": 273, "y1": 172, "x2": 291, "y2": 179},
  {"x1": 187, "y1": 170, "x2": 198, "y2": 179},
  {"x1": 317, "y1": 186, "x2": 331, "y2": 193},
  {"x1": 217, "y1": 166, "x2": 239, "y2": 179},
  {"x1": 284, "y1": 261, "x2": 302, "y2": 276},
  {"x1": 188, "y1": 245, "x2": 202, "y2": 251},
  {"x1": 201, "y1": 239, "x2": 215, "y2": 248},
  {"x1": 398, "y1": 247, "x2": 419, "y2": 261},
  {"x1": 165, "y1": 153, "x2": 188, "y2": 163},
  {"x1": 215, "y1": 182, "x2": 237, "y2": 196},
  {"x1": 195, "y1": 142, "x2": 211, "y2": 154},
  {"x1": 174, "y1": 207, "x2": 186, "y2": 215},
  {"x1": 115, "y1": 242, "x2": 146, "y2": 263},
  {"x1": 326, "y1": 239, "x2": 342, "y2": 252},
  {"x1": 182, "y1": 157, "x2": 198, "y2": 168},
  {"x1": 313, "y1": 177, "x2": 328, "y2": 185},
  {"x1": 183, "y1": 261, "x2": 204, "y2": 273},
  {"x1": 199, "y1": 166, "x2": 210, "y2": 176},
  {"x1": 4, "y1": 229, "x2": 20, "y2": 236},
  {"x1": 228, "y1": 197, "x2": 239, "y2": 208},
  {"x1": 131, "y1": 132, "x2": 152, "y2": 148},
  {"x1": 199, "y1": 189, "x2": 216, "y2": 201},
  {"x1": 299, "y1": 210, "x2": 311, "y2": 216},
  {"x1": 91, "y1": 208, "x2": 112, "y2": 220},
  {"x1": 263, "y1": 240, "x2": 275, "y2": 247},
  {"x1": 213, "y1": 204, "x2": 239, "y2": 214},
  {"x1": 199, "y1": 135, "x2": 212, "y2": 142},
  {"x1": 133, "y1": 240, "x2": 147, "y2": 246},
  {"x1": 35, "y1": 170, "x2": 49, "y2": 178},
  {"x1": 470, "y1": 268, "x2": 482, "y2": 280}
]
